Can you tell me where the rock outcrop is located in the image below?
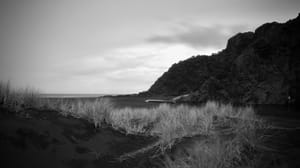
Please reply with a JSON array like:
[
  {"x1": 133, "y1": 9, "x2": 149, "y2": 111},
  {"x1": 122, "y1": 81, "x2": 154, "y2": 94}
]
[{"x1": 146, "y1": 14, "x2": 300, "y2": 104}]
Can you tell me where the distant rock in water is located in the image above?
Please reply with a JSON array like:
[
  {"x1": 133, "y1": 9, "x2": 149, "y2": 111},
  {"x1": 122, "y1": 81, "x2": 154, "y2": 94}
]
[{"x1": 146, "y1": 14, "x2": 300, "y2": 104}]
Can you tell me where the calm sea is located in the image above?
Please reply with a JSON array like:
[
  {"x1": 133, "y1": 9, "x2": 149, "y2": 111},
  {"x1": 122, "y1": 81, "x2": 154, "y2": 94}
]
[{"x1": 39, "y1": 93, "x2": 108, "y2": 98}]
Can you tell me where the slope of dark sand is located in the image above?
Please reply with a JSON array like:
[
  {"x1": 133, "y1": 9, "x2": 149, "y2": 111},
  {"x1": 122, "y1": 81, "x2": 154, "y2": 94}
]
[
  {"x1": 165, "y1": 129, "x2": 300, "y2": 168},
  {"x1": 0, "y1": 108, "x2": 159, "y2": 168}
]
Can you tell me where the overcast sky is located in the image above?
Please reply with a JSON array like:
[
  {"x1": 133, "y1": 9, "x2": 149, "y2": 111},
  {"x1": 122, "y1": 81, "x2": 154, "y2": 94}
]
[{"x1": 0, "y1": 0, "x2": 299, "y2": 94}]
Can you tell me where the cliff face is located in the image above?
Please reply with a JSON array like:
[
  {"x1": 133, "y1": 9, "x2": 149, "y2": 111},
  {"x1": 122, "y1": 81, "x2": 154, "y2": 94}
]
[{"x1": 147, "y1": 14, "x2": 300, "y2": 104}]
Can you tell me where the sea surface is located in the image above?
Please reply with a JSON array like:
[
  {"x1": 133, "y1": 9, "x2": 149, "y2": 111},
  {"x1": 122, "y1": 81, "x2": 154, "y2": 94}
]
[{"x1": 39, "y1": 93, "x2": 108, "y2": 98}]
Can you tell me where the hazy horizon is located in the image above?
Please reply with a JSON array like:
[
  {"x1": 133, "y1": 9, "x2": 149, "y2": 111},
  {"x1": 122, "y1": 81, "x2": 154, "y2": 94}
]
[
  {"x1": 39, "y1": 93, "x2": 111, "y2": 98},
  {"x1": 1, "y1": 0, "x2": 299, "y2": 94}
]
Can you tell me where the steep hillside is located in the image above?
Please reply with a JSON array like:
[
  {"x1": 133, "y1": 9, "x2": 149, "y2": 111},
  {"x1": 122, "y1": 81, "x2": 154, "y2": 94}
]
[{"x1": 147, "y1": 14, "x2": 300, "y2": 104}]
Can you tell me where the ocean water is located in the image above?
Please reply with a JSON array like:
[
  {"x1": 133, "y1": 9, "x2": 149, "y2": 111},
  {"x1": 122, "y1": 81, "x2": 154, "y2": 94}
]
[{"x1": 39, "y1": 93, "x2": 107, "y2": 98}]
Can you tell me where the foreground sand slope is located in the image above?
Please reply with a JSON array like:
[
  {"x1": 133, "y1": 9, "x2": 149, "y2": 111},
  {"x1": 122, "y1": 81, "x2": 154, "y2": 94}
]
[{"x1": 0, "y1": 108, "x2": 158, "y2": 168}]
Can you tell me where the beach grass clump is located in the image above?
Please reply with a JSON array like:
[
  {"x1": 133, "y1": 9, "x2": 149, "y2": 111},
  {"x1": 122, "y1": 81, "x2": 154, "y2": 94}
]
[
  {"x1": 151, "y1": 102, "x2": 260, "y2": 147},
  {"x1": 0, "y1": 81, "x2": 114, "y2": 128},
  {"x1": 108, "y1": 102, "x2": 261, "y2": 146},
  {"x1": 0, "y1": 81, "x2": 43, "y2": 111},
  {"x1": 163, "y1": 136, "x2": 246, "y2": 168},
  {"x1": 160, "y1": 102, "x2": 268, "y2": 168},
  {"x1": 48, "y1": 98, "x2": 113, "y2": 128},
  {"x1": 150, "y1": 104, "x2": 214, "y2": 149},
  {"x1": 162, "y1": 122, "x2": 267, "y2": 168},
  {"x1": 116, "y1": 101, "x2": 267, "y2": 168},
  {"x1": 109, "y1": 107, "x2": 159, "y2": 134}
]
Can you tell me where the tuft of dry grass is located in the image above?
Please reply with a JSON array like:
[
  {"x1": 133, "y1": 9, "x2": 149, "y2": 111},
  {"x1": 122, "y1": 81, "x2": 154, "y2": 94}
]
[
  {"x1": 162, "y1": 126, "x2": 267, "y2": 168},
  {"x1": 163, "y1": 137, "x2": 245, "y2": 168},
  {"x1": 109, "y1": 107, "x2": 159, "y2": 134},
  {"x1": 152, "y1": 104, "x2": 214, "y2": 146},
  {"x1": 113, "y1": 102, "x2": 268, "y2": 168},
  {"x1": 0, "y1": 81, "x2": 43, "y2": 111},
  {"x1": 45, "y1": 98, "x2": 113, "y2": 128},
  {"x1": 160, "y1": 102, "x2": 268, "y2": 168},
  {"x1": 0, "y1": 82, "x2": 113, "y2": 129},
  {"x1": 110, "y1": 102, "x2": 263, "y2": 146}
]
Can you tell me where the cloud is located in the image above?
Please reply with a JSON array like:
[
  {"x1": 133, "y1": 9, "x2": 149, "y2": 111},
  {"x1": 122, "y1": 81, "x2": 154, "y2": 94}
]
[
  {"x1": 147, "y1": 24, "x2": 249, "y2": 49},
  {"x1": 41, "y1": 43, "x2": 203, "y2": 93},
  {"x1": 50, "y1": 23, "x2": 250, "y2": 94}
]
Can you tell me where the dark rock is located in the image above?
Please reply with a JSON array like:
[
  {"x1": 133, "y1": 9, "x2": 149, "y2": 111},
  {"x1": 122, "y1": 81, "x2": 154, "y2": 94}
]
[{"x1": 146, "y1": 14, "x2": 300, "y2": 104}]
